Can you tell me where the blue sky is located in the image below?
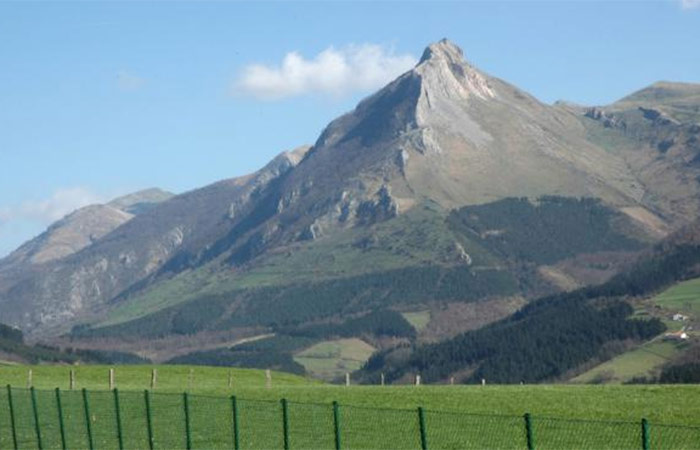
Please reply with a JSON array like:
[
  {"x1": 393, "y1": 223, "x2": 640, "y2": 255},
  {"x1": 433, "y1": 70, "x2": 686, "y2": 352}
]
[{"x1": 1, "y1": 0, "x2": 699, "y2": 257}]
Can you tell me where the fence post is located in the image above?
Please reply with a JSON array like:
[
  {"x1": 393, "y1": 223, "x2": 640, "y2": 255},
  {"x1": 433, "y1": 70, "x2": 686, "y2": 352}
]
[
  {"x1": 114, "y1": 388, "x2": 124, "y2": 450},
  {"x1": 82, "y1": 388, "x2": 95, "y2": 450},
  {"x1": 184, "y1": 392, "x2": 192, "y2": 450},
  {"x1": 6, "y1": 385, "x2": 18, "y2": 450},
  {"x1": 27, "y1": 369, "x2": 33, "y2": 388},
  {"x1": 151, "y1": 369, "x2": 157, "y2": 390},
  {"x1": 281, "y1": 398, "x2": 290, "y2": 450},
  {"x1": 231, "y1": 396, "x2": 240, "y2": 450},
  {"x1": 332, "y1": 401, "x2": 342, "y2": 450},
  {"x1": 524, "y1": 413, "x2": 535, "y2": 450},
  {"x1": 110, "y1": 368, "x2": 115, "y2": 390},
  {"x1": 145, "y1": 390, "x2": 155, "y2": 450},
  {"x1": 641, "y1": 418, "x2": 650, "y2": 450},
  {"x1": 30, "y1": 386, "x2": 43, "y2": 450},
  {"x1": 70, "y1": 369, "x2": 75, "y2": 390},
  {"x1": 55, "y1": 388, "x2": 67, "y2": 450},
  {"x1": 418, "y1": 407, "x2": 428, "y2": 450}
]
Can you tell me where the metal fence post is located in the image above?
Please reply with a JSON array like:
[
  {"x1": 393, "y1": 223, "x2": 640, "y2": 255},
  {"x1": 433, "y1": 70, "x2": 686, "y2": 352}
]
[
  {"x1": 332, "y1": 401, "x2": 342, "y2": 450},
  {"x1": 641, "y1": 418, "x2": 650, "y2": 450},
  {"x1": 524, "y1": 413, "x2": 535, "y2": 450},
  {"x1": 281, "y1": 398, "x2": 290, "y2": 450},
  {"x1": 82, "y1": 388, "x2": 95, "y2": 450},
  {"x1": 114, "y1": 388, "x2": 124, "y2": 450},
  {"x1": 184, "y1": 392, "x2": 192, "y2": 450},
  {"x1": 30, "y1": 386, "x2": 43, "y2": 450},
  {"x1": 6, "y1": 385, "x2": 18, "y2": 450},
  {"x1": 231, "y1": 395, "x2": 240, "y2": 450},
  {"x1": 55, "y1": 388, "x2": 67, "y2": 450},
  {"x1": 145, "y1": 390, "x2": 155, "y2": 450},
  {"x1": 418, "y1": 407, "x2": 428, "y2": 450}
]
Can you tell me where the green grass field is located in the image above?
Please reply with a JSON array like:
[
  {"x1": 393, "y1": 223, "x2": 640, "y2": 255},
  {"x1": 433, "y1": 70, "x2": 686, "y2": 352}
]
[
  {"x1": 572, "y1": 340, "x2": 687, "y2": 384},
  {"x1": 293, "y1": 339, "x2": 376, "y2": 380},
  {"x1": 0, "y1": 365, "x2": 699, "y2": 424},
  {"x1": 654, "y1": 277, "x2": 700, "y2": 315},
  {"x1": 402, "y1": 310, "x2": 431, "y2": 331},
  {"x1": 0, "y1": 365, "x2": 699, "y2": 449}
]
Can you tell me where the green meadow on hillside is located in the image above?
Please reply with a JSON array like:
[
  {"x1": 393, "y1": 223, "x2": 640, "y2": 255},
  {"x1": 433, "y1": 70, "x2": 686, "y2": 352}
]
[{"x1": 654, "y1": 277, "x2": 700, "y2": 315}]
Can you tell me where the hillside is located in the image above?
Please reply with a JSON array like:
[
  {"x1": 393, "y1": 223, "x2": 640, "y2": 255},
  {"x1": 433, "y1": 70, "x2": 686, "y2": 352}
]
[
  {"x1": 357, "y1": 221, "x2": 700, "y2": 384},
  {"x1": 0, "y1": 322, "x2": 147, "y2": 365},
  {"x1": 0, "y1": 40, "x2": 699, "y2": 372},
  {"x1": 573, "y1": 275, "x2": 700, "y2": 384}
]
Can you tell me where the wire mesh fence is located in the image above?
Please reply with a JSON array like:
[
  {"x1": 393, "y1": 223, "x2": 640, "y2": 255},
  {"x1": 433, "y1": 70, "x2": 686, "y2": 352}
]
[{"x1": 0, "y1": 385, "x2": 699, "y2": 449}]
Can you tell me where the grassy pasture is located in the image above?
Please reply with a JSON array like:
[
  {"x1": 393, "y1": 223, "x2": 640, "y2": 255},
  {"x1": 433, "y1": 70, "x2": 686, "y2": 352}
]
[
  {"x1": 572, "y1": 340, "x2": 687, "y2": 384},
  {"x1": 293, "y1": 339, "x2": 376, "y2": 380},
  {"x1": 0, "y1": 366, "x2": 699, "y2": 425},
  {"x1": 0, "y1": 366, "x2": 699, "y2": 449},
  {"x1": 402, "y1": 310, "x2": 431, "y2": 331},
  {"x1": 654, "y1": 277, "x2": 700, "y2": 315}
]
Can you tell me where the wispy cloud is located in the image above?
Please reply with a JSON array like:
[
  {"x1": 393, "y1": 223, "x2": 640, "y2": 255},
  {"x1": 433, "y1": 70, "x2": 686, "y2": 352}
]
[
  {"x1": 234, "y1": 43, "x2": 417, "y2": 100},
  {"x1": 0, "y1": 187, "x2": 104, "y2": 227},
  {"x1": 680, "y1": 0, "x2": 700, "y2": 9},
  {"x1": 117, "y1": 70, "x2": 146, "y2": 91}
]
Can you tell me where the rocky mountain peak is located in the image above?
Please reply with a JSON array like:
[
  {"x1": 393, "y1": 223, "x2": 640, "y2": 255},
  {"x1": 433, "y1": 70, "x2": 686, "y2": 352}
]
[
  {"x1": 414, "y1": 39, "x2": 495, "y2": 105},
  {"x1": 419, "y1": 38, "x2": 464, "y2": 65}
]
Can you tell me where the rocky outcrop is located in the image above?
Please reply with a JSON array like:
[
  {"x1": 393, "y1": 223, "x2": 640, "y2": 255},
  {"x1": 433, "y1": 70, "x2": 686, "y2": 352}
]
[
  {"x1": 356, "y1": 185, "x2": 400, "y2": 225},
  {"x1": 584, "y1": 107, "x2": 626, "y2": 129}
]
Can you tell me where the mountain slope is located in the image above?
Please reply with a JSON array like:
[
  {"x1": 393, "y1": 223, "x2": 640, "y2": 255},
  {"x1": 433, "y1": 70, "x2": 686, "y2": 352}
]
[
  {"x1": 0, "y1": 149, "x2": 309, "y2": 334},
  {"x1": 359, "y1": 220, "x2": 700, "y2": 384},
  {"x1": 0, "y1": 188, "x2": 173, "y2": 269},
  {"x1": 1, "y1": 39, "x2": 699, "y2": 349}
]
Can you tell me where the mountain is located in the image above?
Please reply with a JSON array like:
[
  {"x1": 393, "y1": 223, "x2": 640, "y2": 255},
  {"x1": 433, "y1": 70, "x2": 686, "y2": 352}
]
[
  {"x1": 107, "y1": 188, "x2": 175, "y2": 215},
  {"x1": 0, "y1": 188, "x2": 173, "y2": 270},
  {"x1": 1, "y1": 40, "x2": 699, "y2": 370}
]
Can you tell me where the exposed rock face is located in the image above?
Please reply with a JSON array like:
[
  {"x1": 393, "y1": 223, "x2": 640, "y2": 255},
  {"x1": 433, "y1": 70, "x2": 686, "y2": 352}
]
[{"x1": 584, "y1": 107, "x2": 626, "y2": 129}]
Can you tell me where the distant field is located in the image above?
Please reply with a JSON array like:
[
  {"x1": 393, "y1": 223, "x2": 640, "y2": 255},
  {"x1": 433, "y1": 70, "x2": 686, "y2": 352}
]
[
  {"x1": 402, "y1": 310, "x2": 431, "y2": 331},
  {"x1": 1, "y1": 365, "x2": 700, "y2": 426},
  {"x1": 293, "y1": 339, "x2": 375, "y2": 380},
  {"x1": 572, "y1": 339, "x2": 687, "y2": 383},
  {"x1": 654, "y1": 277, "x2": 700, "y2": 314}
]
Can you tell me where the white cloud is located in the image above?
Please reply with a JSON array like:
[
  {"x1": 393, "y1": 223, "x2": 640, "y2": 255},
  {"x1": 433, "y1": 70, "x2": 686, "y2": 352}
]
[
  {"x1": 0, "y1": 187, "x2": 104, "y2": 227},
  {"x1": 680, "y1": 0, "x2": 700, "y2": 9},
  {"x1": 234, "y1": 44, "x2": 417, "y2": 100},
  {"x1": 117, "y1": 70, "x2": 146, "y2": 91}
]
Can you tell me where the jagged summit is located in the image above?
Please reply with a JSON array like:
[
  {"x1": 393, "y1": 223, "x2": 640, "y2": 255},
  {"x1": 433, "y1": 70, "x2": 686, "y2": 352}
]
[
  {"x1": 414, "y1": 39, "x2": 495, "y2": 103},
  {"x1": 418, "y1": 39, "x2": 464, "y2": 65}
]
